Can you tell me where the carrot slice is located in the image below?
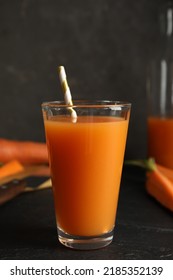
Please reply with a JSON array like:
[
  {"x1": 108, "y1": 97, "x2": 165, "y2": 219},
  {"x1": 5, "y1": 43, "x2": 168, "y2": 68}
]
[
  {"x1": 0, "y1": 160, "x2": 24, "y2": 179},
  {"x1": 125, "y1": 158, "x2": 173, "y2": 211},
  {"x1": 146, "y1": 169, "x2": 173, "y2": 211}
]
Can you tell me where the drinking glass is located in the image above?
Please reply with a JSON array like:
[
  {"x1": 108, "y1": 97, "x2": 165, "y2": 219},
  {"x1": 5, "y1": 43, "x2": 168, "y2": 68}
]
[
  {"x1": 147, "y1": 3, "x2": 173, "y2": 169},
  {"x1": 42, "y1": 100, "x2": 131, "y2": 250}
]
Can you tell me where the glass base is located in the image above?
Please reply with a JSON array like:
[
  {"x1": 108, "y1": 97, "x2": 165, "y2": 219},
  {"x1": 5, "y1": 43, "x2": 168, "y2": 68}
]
[{"x1": 57, "y1": 228, "x2": 114, "y2": 250}]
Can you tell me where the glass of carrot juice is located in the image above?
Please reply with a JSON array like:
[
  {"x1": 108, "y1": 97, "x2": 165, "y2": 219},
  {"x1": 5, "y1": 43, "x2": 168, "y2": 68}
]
[
  {"x1": 147, "y1": 59, "x2": 173, "y2": 169},
  {"x1": 42, "y1": 100, "x2": 131, "y2": 250}
]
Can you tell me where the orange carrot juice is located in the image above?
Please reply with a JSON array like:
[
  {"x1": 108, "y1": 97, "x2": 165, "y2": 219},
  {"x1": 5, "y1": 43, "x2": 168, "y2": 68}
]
[
  {"x1": 148, "y1": 117, "x2": 173, "y2": 169},
  {"x1": 44, "y1": 115, "x2": 129, "y2": 237}
]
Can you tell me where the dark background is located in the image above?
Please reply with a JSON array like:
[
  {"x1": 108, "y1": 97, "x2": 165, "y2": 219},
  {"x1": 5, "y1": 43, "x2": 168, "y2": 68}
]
[{"x1": 0, "y1": 0, "x2": 167, "y2": 159}]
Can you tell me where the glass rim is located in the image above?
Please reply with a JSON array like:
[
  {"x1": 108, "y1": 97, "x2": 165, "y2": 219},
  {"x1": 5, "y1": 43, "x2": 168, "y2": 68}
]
[{"x1": 42, "y1": 100, "x2": 131, "y2": 109}]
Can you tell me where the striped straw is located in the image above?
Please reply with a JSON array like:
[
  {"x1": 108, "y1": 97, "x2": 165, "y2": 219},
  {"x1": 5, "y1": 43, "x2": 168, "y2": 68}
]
[{"x1": 58, "y1": 66, "x2": 77, "y2": 122}]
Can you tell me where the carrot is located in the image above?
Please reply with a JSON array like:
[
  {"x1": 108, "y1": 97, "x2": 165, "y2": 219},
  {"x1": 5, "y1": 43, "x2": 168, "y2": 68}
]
[
  {"x1": 125, "y1": 158, "x2": 173, "y2": 212},
  {"x1": 146, "y1": 164, "x2": 173, "y2": 211},
  {"x1": 0, "y1": 160, "x2": 24, "y2": 179},
  {"x1": 0, "y1": 138, "x2": 48, "y2": 164},
  {"x1": 156, "y1": 164, "x2": 173, "y2": 182}
]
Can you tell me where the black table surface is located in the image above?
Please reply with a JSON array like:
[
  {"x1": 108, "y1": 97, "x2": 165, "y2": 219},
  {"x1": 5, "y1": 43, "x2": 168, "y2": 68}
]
[{"x1": 0, "y1": 166, "x2": 172, "y2": 260}]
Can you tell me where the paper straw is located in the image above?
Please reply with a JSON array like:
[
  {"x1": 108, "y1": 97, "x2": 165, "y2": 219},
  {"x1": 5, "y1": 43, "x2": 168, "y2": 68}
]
[{"x1": 58, "y1": 66, "x2": 77, "y2": 122}]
